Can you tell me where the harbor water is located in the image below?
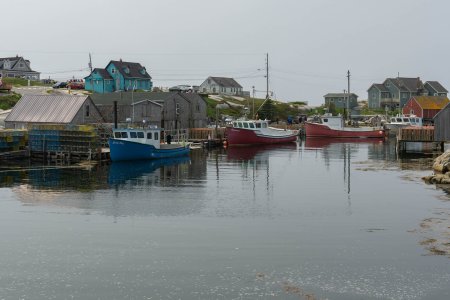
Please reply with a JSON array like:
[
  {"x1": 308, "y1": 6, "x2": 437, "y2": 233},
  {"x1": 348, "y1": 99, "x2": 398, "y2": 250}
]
[{"x1": 0, "y1": 138, "x2": 449, "y2": 299}]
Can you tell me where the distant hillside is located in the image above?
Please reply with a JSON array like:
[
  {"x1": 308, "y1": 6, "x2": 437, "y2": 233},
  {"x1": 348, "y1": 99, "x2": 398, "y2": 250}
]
[{"x1": 202, "y1": 94, "x2": 309, "y2": 121}]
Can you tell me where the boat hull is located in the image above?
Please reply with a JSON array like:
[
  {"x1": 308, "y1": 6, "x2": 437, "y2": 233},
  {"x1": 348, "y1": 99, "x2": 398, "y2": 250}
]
[
  {"x1": 109, "y1": 138, "x2": 190, "y2": 161},
  {"x1": 305, "y1": 122, "x2": 386, "y2": 138},
  {"x1": 226, "y1": 127, "x2": 297, "y2": 145}
]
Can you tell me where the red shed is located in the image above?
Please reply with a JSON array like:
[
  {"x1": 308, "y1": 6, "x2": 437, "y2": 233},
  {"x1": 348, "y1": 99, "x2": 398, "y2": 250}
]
[{"x1": 402, "y1": 96, "x2": 449, "y2": 122}]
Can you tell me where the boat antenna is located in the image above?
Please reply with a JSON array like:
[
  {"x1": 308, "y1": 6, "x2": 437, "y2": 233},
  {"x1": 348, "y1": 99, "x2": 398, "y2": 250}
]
[{"x1": 265, "y1": 52, "x2": 269, "y2": 101}]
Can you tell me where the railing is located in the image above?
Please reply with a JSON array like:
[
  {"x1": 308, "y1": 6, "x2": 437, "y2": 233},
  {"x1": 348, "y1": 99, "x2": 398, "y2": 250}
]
[
  {"x1": 189, "y1": 128, "x2": 226, "y2": 141},
  {"x1": 163, "y1": 129, "x2": 189, "y2": 143}
]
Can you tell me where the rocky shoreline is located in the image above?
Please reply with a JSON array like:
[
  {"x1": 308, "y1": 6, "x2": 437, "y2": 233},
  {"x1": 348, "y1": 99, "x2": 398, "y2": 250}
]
[
  {"x1": 421, "y1": 150, "x2": 450, "y2": 257},
  {"x1": 422, "y1": 150, "x2": 450, "y2": 184}
]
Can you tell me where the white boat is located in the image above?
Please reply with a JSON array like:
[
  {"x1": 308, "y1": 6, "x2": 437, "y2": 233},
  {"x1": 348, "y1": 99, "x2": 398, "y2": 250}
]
[{"x1": 384, "y1": 115, "x2": 423, "y2": 135}]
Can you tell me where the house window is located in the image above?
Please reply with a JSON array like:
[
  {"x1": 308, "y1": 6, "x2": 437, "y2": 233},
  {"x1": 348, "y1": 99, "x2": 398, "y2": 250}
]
[
  {"x1": 85, "y1": 105, "x2": 90, "y2": 117},
  {"x1": 196, "y1": 103, "x2": 200, "y2": 112},
  {"x1": 111, "y1": 68, "x2": 115, "y2": 74},
  {"x1": 19, "y1": 63, "x2": 24, "y2": 68}
]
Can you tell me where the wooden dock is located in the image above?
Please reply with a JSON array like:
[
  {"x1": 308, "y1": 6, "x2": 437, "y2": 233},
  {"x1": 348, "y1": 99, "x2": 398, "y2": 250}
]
[
  {"x1": 189, "y1": 128, "x2": 226, "y2": 148},
  {"x1": 397, "y1": 126, "x2": 444, "y2": 153}
]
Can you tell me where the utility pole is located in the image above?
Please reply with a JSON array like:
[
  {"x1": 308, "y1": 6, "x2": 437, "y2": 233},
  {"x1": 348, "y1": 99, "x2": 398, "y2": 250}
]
[
  {"x1": 252, "y1": 85, "x2": 255, "y2": 119},
  {"x1": 347, "y1": 70, "x2": 351, "y2": 122},
  {"x1": 88, "y1": 53, "x2": 93, "y2": 73},
  {"x1": 265, "y1": 53, "x2": 269, "y2": 100}
]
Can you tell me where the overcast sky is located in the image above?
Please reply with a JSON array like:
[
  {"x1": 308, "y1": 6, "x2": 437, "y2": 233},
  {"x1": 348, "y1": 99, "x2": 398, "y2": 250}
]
[{"x1": 2, "y1": 0, "x2": 448, "y2": 105}]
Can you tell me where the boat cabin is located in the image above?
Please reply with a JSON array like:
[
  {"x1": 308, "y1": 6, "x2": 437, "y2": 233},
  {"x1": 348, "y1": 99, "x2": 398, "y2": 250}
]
[
  {"x1": 112, "y1": 127, "x2": 162, "y2": 149},
  {"x1": 389, "y1": 116, "x2": 422, "y2": 126},
  {"x1": 319, "y1": 116, "x2": 344, "y2": 129},
  {"x1": 232, "y1": 120, "x2": 269, "y2": 130}
]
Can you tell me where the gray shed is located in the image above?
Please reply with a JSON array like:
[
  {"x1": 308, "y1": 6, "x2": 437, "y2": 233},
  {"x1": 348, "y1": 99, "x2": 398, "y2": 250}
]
[
  {"x1": 4, "y1": 95, "x2": 103, "y2": 129},
  {"x1": 434, "y1": 102, "x2": 450, "y2": 142},
  {"x1": 90, "y1": 92, "x2": 208, "y2": 129}
]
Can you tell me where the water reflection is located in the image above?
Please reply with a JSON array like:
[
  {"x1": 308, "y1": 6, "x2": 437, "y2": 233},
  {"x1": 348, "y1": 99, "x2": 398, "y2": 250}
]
[{"x1": 108, "y1": 156, "x2": 190, "y2": 185}]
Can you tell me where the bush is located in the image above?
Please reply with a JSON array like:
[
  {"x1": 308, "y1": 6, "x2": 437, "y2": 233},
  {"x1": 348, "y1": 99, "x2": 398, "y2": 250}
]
[{"x1": 0, "y1": 93, "x2": 21, "y2": 110}]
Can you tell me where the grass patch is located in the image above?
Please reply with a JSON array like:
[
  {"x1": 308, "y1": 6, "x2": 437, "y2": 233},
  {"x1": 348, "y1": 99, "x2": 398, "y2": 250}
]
[
  {"x1": 2, "y1": 77, "x2": 49, "y2": 87},
  {"x1": 0, "y1": 93, "x2": 21, "y2": 110}
]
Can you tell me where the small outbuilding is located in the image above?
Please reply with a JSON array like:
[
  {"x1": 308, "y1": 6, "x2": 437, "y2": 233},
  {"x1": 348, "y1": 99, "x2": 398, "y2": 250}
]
[
  {"x1": 4, "y1": 95, "x2": 103, "y2": 129},
  {"x1": 433, "y1": 102, "x2": 450, "y2": 142}
]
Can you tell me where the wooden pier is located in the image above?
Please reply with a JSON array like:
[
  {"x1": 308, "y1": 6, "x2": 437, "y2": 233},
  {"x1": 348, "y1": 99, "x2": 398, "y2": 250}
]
[
  {"x1": 189, "y1": 128, "x2": 226, "y2": 148},
  {"x1": 397, "y1": 126, "x2": 444, "y2": 153}
]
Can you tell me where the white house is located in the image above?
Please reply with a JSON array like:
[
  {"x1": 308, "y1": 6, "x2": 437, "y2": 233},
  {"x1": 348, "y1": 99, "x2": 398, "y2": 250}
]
[{"x1": 199, "y1": 77, "x2": 244, "y2": 96}]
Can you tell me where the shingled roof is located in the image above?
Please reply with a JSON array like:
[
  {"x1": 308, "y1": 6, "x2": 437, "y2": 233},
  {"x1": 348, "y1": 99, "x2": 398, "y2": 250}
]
[
  {"x1": 5, "y1": 95, "x2": 90, "y2": 123},
  {"x1": 93, "y1": 68, "x2": 113, "y2": 80},
  {"x1": 411, "y1": 96, "x2": 450, "y2": 110},
  {"x1": 109, "y1": 60, "x2": 151, "y2": 79},
  {"x1": 370, "y1": 83, "x2": 389, "y2": 92},
  {"x1": 387, "y1": 77, "x2": 424, "y2": 92},
  {"x1": 426, "y1": 81, "x2": 448, "y2": 93},
  {"x1": 210, "y1": 77, "x2": 242, "y2": 88}
]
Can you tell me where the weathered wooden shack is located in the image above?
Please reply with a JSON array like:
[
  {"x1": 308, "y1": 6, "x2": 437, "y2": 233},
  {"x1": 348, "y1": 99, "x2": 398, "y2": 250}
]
[
  {"x1": 4, "y1": 95, "x2": 103, "y2": 129},
  {"x1": 434, "y1": 102, "x2": 450, "y2": 142},
  {"x1": 95, "y1": 97, "x2": 162, "y2": 127},
  {"x1": 90, "y1": 92, "x2": 208, "y2": 129}
]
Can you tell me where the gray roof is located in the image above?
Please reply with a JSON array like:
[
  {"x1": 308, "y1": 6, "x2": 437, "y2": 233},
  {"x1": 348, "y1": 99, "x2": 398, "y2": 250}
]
[
  {"x1": 91, "y1": 92, "x2": 187, "y2": 106},
  {"x1": 94, "y1": 68, "x2": 113, "y2": 80},
  {"x1": 370, "y1": 83, "x2": 389, "y2": 92},
  {"x1": 5, "y1": 95, "x2": 89, "y2": 123},
  {"x1": 0, "y1": 56, "x2": 33, "y2": 71},
  {"x1": 324, "y1": 93, "x2": 358, "y2": 98},
  {"x1": 386, "y1": 77, "x2": 424, "y2": 92},
  {"x1": 210, "y1": 77, "x2": 242, "y2": 88},
  {"x1": 425, "y1": 81, "x2": 448, "y2": 93},
  {"x1": 108, "y1": 60, "x2": 151, "y2": 79}
]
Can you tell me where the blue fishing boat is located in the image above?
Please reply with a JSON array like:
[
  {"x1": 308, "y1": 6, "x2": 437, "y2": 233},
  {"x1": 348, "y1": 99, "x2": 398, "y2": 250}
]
[{"x1": 109, "y1": 127, "x2": 190, "y2": 161}]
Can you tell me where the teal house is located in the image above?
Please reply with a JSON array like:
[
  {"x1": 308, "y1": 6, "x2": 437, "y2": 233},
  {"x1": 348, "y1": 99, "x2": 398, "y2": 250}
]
[{"x1": 84, "y1": 60, "x2": 152, "y2": 93}]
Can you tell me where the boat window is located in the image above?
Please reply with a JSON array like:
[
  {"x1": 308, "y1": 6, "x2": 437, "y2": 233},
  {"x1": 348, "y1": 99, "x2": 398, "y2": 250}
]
[
  {"x1": 410, "y1": 119, "x2": 416, "y2": 124},
  {"x1": 238, "y1": 122, "x2": 243, "y2": 128},
  {"x1": 114, "y1": 132, "x2": 122, "y2": 138},
  {"x1": 391, "y1": 118, "x2": 395, "y2": 122},
  {"x1": 137, "y1": 132, "x2": 144, "y2": 138},
  {"x1": 121, "y1": 132, "x2": 128, "y2": 138},
  {"x1": 323, "y1": 118, "x2": 328, "y2": 123},
  {"x1": 233, "y1": 122, "x2": 237, "y2": 127},
  {"x1": 249, "y1": 123, "x2": 255, "y2": 128},
  {"x1": 403, "y1": 118, "x2": 409, "y2": 122},
  {"x1": 262, "y1": 123, "x2": 268, "y2": 128},
  {"x1": 130, "y1": 132, "x2": 137, "y2": 138},
  {"x1": 396, "y1": 118, "x2": 402, "y2": 122},
  {"x1": 147, "y1": 132, "x2": 152, "y2": 139},
  {"x1": 256, "y1": 123, "x2": 261, "y2": 128},
  {"x1": 243, "y1": 122, "x2": 249, "y2": 128},
  {"x1": 154, "y1": 132, "x2": 159, "y2": 140}
]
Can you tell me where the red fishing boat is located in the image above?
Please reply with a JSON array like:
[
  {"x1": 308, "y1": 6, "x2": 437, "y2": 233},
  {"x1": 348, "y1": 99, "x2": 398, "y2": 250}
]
[
  {"x1": 305, "y1": 115, "x2": 387, "y2": 138},
  {"x1": 226, "y1": 119, "x2": 298, "y2": 146}
]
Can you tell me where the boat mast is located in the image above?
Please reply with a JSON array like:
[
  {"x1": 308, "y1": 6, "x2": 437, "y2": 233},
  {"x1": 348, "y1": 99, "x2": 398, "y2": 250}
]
[
  {"x1": 347, "y1": 70, "x2": 351, "y2": 122},
  {"x1": 265, "y1": 53, "x2": 269, "y2": 100}
]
